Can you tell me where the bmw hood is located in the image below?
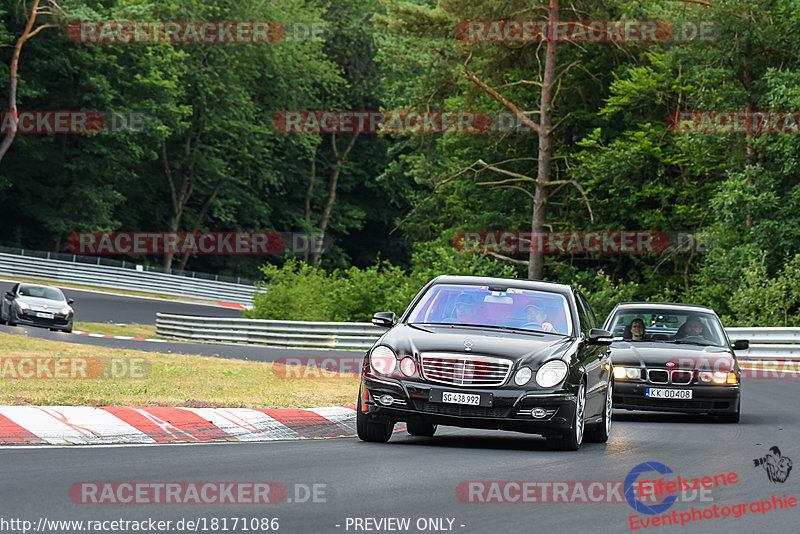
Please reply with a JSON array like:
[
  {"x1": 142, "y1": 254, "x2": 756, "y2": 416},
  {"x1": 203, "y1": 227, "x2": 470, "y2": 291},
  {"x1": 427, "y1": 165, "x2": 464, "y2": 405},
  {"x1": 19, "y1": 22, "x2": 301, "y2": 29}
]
[{"x1": 610, "y1": 341, "x2": 738, "y2": 371}]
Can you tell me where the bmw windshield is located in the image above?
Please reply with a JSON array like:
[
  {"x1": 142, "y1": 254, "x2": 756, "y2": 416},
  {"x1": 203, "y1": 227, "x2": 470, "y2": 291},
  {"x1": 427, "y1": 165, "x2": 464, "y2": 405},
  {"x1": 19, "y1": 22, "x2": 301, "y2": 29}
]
[{"x1": 607, "y1": 308, "x2": 727, "y2": 347}]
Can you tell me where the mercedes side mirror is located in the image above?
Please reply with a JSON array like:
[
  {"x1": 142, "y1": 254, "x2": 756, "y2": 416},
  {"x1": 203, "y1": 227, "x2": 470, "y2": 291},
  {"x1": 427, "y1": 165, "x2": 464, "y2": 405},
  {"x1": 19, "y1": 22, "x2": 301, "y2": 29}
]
[
  {"x1": 372, "y1": 312, "x2": 396, "y2": 328},
  {"x1": 588, "y1": 328, "x2": 614, "y2": 346}
]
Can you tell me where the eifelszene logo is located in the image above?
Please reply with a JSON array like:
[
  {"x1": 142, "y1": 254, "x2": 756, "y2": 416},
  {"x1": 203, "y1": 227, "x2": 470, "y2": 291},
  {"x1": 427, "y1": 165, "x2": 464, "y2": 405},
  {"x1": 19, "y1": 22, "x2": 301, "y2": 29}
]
[{"x1": 625, "y1": 462, "x2": 678, "y2": 515}]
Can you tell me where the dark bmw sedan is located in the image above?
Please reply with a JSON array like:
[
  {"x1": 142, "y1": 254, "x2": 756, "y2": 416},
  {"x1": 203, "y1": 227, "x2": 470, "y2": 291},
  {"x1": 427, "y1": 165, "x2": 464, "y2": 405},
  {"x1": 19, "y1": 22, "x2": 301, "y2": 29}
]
[
  {"x1": 357, "y1": 275, "x2": 614, "y2": 450},
  {"x1": 1, "y1": 282, "x2": 74, "y2": 333},
  {"x1": 603, "y1": 302, "x2": 746, "y2": 423}
]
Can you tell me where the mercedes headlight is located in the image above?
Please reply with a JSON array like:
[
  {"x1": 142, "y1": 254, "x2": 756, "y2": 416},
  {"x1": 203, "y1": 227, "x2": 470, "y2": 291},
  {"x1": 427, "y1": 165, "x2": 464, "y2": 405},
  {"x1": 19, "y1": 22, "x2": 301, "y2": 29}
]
[
  {"x1": 369, "y1": 345, "x2": 397, "y2": 375},
  {"x1": 514, "y1": 367, "x2": 532, "y2": 386},
  {"x1": 536, "y1": 360, "x2": 568, "y2": 388}
]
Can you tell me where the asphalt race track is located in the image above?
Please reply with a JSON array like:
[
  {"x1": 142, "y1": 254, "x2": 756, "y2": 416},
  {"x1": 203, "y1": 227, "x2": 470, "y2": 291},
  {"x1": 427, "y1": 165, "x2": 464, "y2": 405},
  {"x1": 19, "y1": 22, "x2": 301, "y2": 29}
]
[
  {"x1": 3, "y1": 380, "x2": 798, "y2": 534},
  {"x1": 0, "y1": 280, "x2": 353, "y2": 361},
  {"x1": 1, "y1": 283, "x2": 797, "y2": 533},
  {"x1": 0, "y1": 280, "x2": 243, "y2": 324}
]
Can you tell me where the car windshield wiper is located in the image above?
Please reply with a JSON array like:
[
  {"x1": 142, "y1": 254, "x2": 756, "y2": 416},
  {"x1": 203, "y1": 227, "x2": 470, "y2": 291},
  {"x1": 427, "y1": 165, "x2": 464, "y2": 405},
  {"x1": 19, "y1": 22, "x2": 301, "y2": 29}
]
[
  {"x1": 410, "y1": 322, "x2": 564, "y2": 336},
  {"x1": 410, "y1": 322, "x2": 497, "y2": 329}
]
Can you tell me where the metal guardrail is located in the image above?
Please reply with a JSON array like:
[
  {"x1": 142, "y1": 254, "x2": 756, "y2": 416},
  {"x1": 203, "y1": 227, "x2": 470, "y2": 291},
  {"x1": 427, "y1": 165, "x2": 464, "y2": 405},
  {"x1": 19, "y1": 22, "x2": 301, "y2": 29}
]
[
  {"x1": 156, "y1": 315, "x2": 800, "y2": 360},
  {"x1": 156, "y1": 314, "x2": 386, "y2": 350},
  {"x1": 726, "y1": 327, "x2": 800, "y2": 361},
  {"x1": 0, "y1": 246, "x2": 258, "y2": 285},
  {"x1": 0, "y1": 252, "x2": 260, "y2": 305}
]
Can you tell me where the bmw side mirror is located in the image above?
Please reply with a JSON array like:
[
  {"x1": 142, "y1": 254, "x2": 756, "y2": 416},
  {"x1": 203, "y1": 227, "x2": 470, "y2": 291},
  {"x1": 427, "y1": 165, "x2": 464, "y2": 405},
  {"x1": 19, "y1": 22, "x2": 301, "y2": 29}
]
[
  {"x1": 732, "y1": 339, "x2": 749, "y2": 351},
  {"x1": 588, "y1": 328, "x2": 614, "y2": 346},
  {"x1": 67, "y1": 298, "x2": 75, "y2": 305},
  {"x1": 372, "y1": 312, "x2": 395, "y2": 328}
]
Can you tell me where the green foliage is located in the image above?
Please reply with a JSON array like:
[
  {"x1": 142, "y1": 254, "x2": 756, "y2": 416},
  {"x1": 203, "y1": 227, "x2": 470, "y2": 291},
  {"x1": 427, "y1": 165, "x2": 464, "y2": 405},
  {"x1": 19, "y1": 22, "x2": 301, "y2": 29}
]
[
  {"x1": 246, "y1": 240, "x2": 517, "y2": 322},
  {"x1": 247, "y1": 259, "x2": 334, "y2": 321},
  {"x1": 4, "y1": 0, "x2": 800, "y2": 326},
  {"x1": 572, "y1": 270, "x2": 643, "y2": 323},
  {"x1": 727, "y1": 255, "x2": 800, "y2": 327}
]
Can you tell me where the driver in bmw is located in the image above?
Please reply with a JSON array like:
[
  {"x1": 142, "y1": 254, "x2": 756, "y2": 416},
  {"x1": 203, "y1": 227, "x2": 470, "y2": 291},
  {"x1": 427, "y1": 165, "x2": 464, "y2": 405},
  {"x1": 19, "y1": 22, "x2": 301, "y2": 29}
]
[{"x1": 680, "y1": 316, "x2": 705, "y2": 338}]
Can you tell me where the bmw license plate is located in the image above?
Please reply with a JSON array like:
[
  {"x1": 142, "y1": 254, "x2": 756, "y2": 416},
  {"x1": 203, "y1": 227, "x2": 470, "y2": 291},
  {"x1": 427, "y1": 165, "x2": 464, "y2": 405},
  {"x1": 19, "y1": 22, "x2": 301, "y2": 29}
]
[
  {"x1": 35, "y1": 312, "x2": 54, "y2": 319},
  {"x1": 646, "y1": 388, "x2": 692, "y2": 400},
  {"x1": 441, "y1": 391, "x2": 481, "y2": 405}
]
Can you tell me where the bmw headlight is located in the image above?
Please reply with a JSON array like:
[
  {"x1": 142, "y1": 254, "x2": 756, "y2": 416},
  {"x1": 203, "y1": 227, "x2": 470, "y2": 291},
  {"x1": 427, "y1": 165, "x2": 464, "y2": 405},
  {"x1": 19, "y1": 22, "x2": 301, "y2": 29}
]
[
  {"x1": 613, "y1": 366, "x2": 641, "y2": 380},
  {"x1": 369, "y1": 345, "x2": 397, "y2": 375},
  {"x1": 700, "y1": 371, "x2": 737, "y2": 384},
  {"x1": 536, "y1": 360, "x2": 568, "y2": 388},
  {"x1": 514, "y1": 366, "x2": 532, "y2": 386}
]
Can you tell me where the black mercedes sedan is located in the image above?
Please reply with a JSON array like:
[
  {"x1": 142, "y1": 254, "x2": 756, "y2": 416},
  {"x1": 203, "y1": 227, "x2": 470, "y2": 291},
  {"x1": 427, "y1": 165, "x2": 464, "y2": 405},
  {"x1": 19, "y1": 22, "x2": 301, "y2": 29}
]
[
  {"x1": 1, "y1": 282, "x2": 74, "y2": 333},
  {"x1": 603, "y1": 302, "x2": 746, "y2": 423},
  {"x1": 357, "y1": 275, "x2": 614, "y2": 450}
]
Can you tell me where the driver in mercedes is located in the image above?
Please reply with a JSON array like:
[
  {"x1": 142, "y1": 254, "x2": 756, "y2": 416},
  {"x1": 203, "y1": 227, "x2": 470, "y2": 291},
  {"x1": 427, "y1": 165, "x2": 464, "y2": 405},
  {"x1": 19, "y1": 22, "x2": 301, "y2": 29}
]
[{"x1": 523, "y1": 304, "x2": 556, "y2": 333}]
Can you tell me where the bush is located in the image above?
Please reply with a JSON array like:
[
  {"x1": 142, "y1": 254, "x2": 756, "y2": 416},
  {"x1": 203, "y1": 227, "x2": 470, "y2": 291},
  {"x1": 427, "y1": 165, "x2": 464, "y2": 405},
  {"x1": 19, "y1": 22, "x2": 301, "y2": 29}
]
[
  {"x1": 245, "y1": 239, "x2": 518, "y2": 322},
  {"x1": 727, "y1": 254, "x2": 800, "y2": 327},
  {"x1": 245, "y1": 259, "x2": 335, "y2": 321}
]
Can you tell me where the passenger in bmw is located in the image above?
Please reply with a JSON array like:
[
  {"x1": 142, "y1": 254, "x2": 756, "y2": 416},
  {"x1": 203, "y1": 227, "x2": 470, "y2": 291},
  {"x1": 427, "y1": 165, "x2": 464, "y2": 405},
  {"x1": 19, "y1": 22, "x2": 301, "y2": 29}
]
[{"x1": 624, "y1": 318, "x2": 645, "y2": 341}]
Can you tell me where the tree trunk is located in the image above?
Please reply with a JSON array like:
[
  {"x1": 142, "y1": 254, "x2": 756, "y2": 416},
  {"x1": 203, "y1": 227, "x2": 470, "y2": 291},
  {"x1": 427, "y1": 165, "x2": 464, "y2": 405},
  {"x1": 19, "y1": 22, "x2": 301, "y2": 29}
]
[
  {"x1": 742, "y1": 37, "x2": 754, "y2": 230},
  {"x1": 528, "y1": 0, "x2": 559, "y2": 280},
  {"x1": 161, "y1": 135, "x2": 194, "y2": 271},
  {"x1": 310, "y1": 133, "x2": 358, "y2": 267},
  {"x1": 0, "y1": 0, "x2": 57, "y2": 165},
  {"x1": 304, "y1": 145, "x2": 317, "y2": 263},
  {"x1": 177, "y1": 179, "x2": 223, "y2": 270}
]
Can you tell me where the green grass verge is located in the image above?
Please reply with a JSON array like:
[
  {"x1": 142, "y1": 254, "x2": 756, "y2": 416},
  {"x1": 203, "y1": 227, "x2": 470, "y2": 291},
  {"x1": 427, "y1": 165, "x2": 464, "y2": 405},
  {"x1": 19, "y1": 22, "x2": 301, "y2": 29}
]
[{"x1": 0, "y1": 332, "x2": 359, "y2": 408}]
